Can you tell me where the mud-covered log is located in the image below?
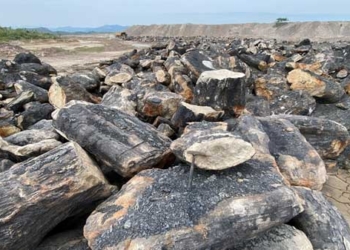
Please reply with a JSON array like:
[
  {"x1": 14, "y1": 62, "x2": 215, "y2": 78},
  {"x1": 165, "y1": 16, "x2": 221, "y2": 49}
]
[
  {"x1": 0, "y1": 142, "x2": 115, "y2": 250},
  {"x1": 53, "y1": 102, "x2": 173, "y2": 177},
  {"x1": 171, "y1": 127, "x2": 255, "y2": 170},
  {"x1": 275, "y1": 115, "x2": 350, "y2": 160},
  {"x1": 231, "y1": 224, "x2": 313, "y2": 250},
  {"x1": 48, "y1": 76, "x2": 100, "y2": 109},
  {"x1": 171, "y1": 102, "x2": 224, "y2": 129},
  {"x1": 291, "y1": 187, "x2": 350, "y2": 250},
  {"x1": 84, "y1": 163, "x2": 303, "y2": 250},
  {"x1": 287, "y1": 69, "x2": 345, "y2": 103},
  {"x1": 258, "y1": 117, "x2": 327, "y2": 190},
  {"x1": 194, "y1": 69, "x2": 246, "y2": 116}
]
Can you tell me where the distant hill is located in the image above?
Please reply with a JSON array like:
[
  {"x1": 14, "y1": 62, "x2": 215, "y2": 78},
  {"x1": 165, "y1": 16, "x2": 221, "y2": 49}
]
[{"x1": 49, "y1": 25, "x2": 128, "y2": 33}]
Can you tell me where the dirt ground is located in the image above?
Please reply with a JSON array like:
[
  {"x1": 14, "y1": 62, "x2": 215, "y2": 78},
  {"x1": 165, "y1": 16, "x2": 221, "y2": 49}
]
[{"x1": 0, "y1": 34, "x2": 150, "y2": 74}]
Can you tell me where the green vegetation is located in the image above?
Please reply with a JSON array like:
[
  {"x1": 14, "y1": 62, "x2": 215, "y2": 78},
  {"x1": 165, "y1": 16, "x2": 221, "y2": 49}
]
[
  {"x1": 0, "y1": 27, "x2": 57, "y2": 42},
  {"x1": 274, "y1": 18, "x2": 289, "y2": 27}
]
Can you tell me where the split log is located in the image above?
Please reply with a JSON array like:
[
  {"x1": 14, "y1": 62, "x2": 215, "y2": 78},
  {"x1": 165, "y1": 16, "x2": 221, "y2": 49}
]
[
  {"x1": 16, "y1": 102, "x2": 54, "y2": 129},
  {"x1": 84, "y1": 163, "x2": 303, "y2": 250},
  {"x1": 0, "y1": 142, "x2": 115, "y2": 250},
  {"x1": 48, "y1": 76, "x2": 100, "y2": 109},
  {"x1": 14, "y1": 80, "x2": 48, "y2": 103},
  {"x1": 291, "y1": 187, "x2": 350, "y2": 250},
  {"x1": 53, "y1": 102, "x2": 173, "y2": 177},
  {"x1": 171, "y1": 102, "x2": 224, "y2": 129},
  {"x1": 275, "y1": 115, "x2": 350, "y2": 160},
  {"x1": 287, "y1": 69, "x2": 345, "y2": 103},
  {"x1": 231, "y1": 224, "x2": 313, "y2": 250},
  {"x1": 258, "y1": 117, "x2": 327, "y2": 190},
  {"x1": 194, "y1": 69, "x2": 246, "y2": 116},
  {"x1": 101, "y1": 85, "x2": 137, "y2": 116},
  {"x1": 171, "y1": 127, "x2": 255, "y2": 170}
]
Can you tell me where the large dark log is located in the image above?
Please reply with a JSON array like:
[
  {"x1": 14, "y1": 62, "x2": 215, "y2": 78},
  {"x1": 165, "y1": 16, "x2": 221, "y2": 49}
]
[
  {"x1": 258, "y1": 117, "x2": 327, "y2": 190},
  {"x1": 84, "y1": 162, "x2": 303, "y2": 250},
  {"x1": 53, "y1": 102, "x2": 173, "y2": 177},
  {"x1": 275, "y1": 115, "x2": 350, "y2": 160},
  {"x1": 291, "y1": 187, "x2": 350, "y2": 250},
  {"x1": 231, "y1": 224, "x2": 313, "y2": 250},
  {"x1": 194, "y1": 69, "x2": 246, "y2": 116},
  {"x1": 0, "y1": 142, "x2": 114, "y2": 250}
]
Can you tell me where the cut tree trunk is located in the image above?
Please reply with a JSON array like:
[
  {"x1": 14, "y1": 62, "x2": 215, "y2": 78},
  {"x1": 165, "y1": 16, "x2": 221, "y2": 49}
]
[{"x1": 0, "y1": 142, "x2": 114, "y2": 250}]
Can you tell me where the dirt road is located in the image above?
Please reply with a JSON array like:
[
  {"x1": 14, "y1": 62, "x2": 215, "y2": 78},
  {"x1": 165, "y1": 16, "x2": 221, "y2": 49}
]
[{"x1": 0, "y1": 34, "x2": 150, "y2": 73}]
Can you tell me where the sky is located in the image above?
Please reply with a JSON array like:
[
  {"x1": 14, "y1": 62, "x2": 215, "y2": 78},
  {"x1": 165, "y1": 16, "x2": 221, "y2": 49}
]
[{"x1": 1, "y1": 0, "x2": 350, "y2": 28}]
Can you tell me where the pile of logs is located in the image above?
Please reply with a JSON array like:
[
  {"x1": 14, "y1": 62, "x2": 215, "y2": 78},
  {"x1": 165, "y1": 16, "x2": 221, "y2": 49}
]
[{"x1": 1, "y1": 36, "x2": 350, "y2": 249}]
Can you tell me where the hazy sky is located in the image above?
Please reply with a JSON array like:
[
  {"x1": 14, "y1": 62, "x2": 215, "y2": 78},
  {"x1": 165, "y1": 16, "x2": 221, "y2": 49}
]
[{"x1": 1, "y1": 0, "x2": 350, "y2": 27}]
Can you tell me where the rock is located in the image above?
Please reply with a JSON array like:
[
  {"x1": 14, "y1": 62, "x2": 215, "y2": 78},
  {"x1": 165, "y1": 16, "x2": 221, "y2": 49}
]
[
  {"x1": 105, "y1": 64, "x2": 134, "y2": 85},
  {"x1": 14, "y1": 80, "x2": 48, "y2": 103},
  {"x1": 291, "y1": 187, "x2": 350, "y2": 250},
  {"x1": 16, "y1": 102, "x2": 54, "y2": 129},
  {"x1": 4, "y1": 129, "x2": 60, "y2": 146},
  {"x1": 93, "y1": 67, "x2": 106, "y2": 80},
  {"x1": 19, "y1": 62, "x2": 57, "y2": 76},
  {"x1": 19, "y1": 71, "x2": 52, "y2": 90},
  {"x1": 245, "y1": 95, "x2": 271, "y2": 117},
  {"x1": 0, "y1": 117, "x2": 21, "y2": 137},
  {"x1": 0, "y1": 159, "x2": 14, "y2": 172},
  {"x1": 312, "y1": 103, "x2": 350, "y2": 131},
  {"x1": 28, "y1": 119, "x2": 55, "y2": 132},
  {"x1": 53, "y1": 102, "x2": 173, "y2": 177},
  {"x1": 36, "y1": 229, "x2": 90, "y2": 250},
  {"x1": 71, "y1": 73, "x2": 100, "y2": 91},
  {"x1": 0, "y1": 142, "x2": 114, "y2": 250},
  {"x1": 181, "y1": 49, "x2": 215, "y2": 81},
  {"x1": 258, "y1": 117, "x2": 327, "y2": 190},
  {"x1": 84, "y1": 164, "x2": 303, "y2": 250},
  {"x1": 275, "y1": 115, "x2": 350, "y2": 161},
  {"x1": 142, "y1": 91, "x2": 183, "y2": 119},
  {"x1": 101, "y1": 85, "x2": 137, "y2": 115},
  {"x1": 153, "y1": 66, "x2": 171, "y2": 86},
  {"x1": 171, "y1": 127, "x2": 255, "y2": 170},
  {"x1": 285, "y1": 62, "x2": 322, "y2": 74},
  {"x1": 337, "y1": 69, "x2": 348, "y2": 79},
  {"x1": 194, "y1": 69, "x2": 246, "y2": 116},
  {"x1": 231, "y1": 224, "x2": 313, "y2": 250},
  {"x1": 13, "y1": 52, "x2": 41, "y2": 64},
  {"x1": 254, "y1": 74, "x2": 289, "y2": 101},
  {"x1": 48, "y1": 76, "x2": 100, "y2": 109},
  {"x1": 287, "y1": 69, "x2": 345, "y2": 103},
  {"x1": 6, "y1": 91, "x2": 34, "y2": 112},
  {"x1": 157, "y1": 123, "x2": 175, "y2": 138},
  {"x1": 171, "y1": 102, "x2": 224, "y2": 129}
]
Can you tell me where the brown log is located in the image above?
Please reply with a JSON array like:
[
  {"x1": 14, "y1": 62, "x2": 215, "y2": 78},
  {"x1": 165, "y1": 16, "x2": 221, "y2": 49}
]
[
  {"x1": 53, "y1": 102, "x2": 173, "y2": 177},
  {"x1": 0, "y1": 142, "x2": 115, "y2": 250},
  {"x1": 291, "y1": 187, "x2": 350, "y2": 250},
  {"x1": 194, "y1": 69, "x2": 246, "y2": 116}
]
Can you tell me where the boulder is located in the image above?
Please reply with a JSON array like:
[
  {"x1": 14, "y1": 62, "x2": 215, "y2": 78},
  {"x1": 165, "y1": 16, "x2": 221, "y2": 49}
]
[
  {"x1": 181, "y1": 50, "x2": 215, "y2": 81},
  {"x1": 105, "y1": 64, "x2": 134, "y2": 85},
  {"x1": 71, "y1": 73, "x2": 100, "y2": 91},
  {"x1": 16, "y1": 102, "x2": 54, "y2": 129},
  {"x1": 0, "y1": 142, "x2": 114, "y2": 250},
  {"x1": 194, "y1": 69, "x2": 246, "y2": 116},
  {"x1": 13, "y1": 52, "x2": 41, "y2": 64},
  {"x1": 292, "y1": 187, "x2": 350, "y2": 250},
  {"x1": 258, "y1": 117, "x2": 327, "y2": 190},
  {"x1": 171, "y1": 127, "x2": 255, "y2": 170},
  {"x1": 19, "y1": 71, "x2": 52, "y2": 90},
  {"x1": 312, "y1": 103, "x2": 350, "y2": 131},
  {"x1": 84, "y1": 164, "x2": 303, "y2": 250},
  {"x1": 6, "y1": 91, "x2": 34, "y2": 112},
  {"x1": 48, "y1": 76, "x2": 100, "y2": 109},
  {"x1": 287, "y1": 69, "x2": 345, "y2": 103},
  {"x1": 231, "y1": 224, "x2": 313, "y2": 250},
  {"x1": 53, "y1": 102, "x2": 173, "y2": 177}
]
